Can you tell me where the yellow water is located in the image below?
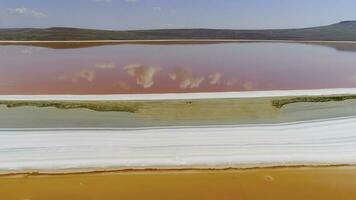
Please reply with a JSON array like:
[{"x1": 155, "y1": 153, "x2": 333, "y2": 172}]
[{"x1": 1, "y1": 166, "x2": 356, "y2": 200}]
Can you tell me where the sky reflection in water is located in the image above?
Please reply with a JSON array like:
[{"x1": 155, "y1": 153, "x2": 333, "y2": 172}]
[{"x1": 1, "y1": 42, "x2": 356, "y2": 94}]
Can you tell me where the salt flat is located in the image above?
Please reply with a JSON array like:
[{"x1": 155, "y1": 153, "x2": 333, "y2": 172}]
[{"x1": 1, "y1": 116, "x2": 356, "y2": 173}]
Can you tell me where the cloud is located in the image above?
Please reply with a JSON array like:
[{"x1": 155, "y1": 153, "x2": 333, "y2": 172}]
[
  {"x1": 58, "y1": 69, "x2": 96, "y2": 82},
  {"x1": 8, "y1": 7, "x2": 47, "y2": 18},
  {"x1": 153, "y1": 7, "x2": 162, "y2": 12},
  {"x1": 208, "y1": 73, "x2": 222, "y2": 85},
  {"x1": 169, "y1": 68, "x2": 205, "y2": 89},
  {"x1": 94, "y1": 62, "x2": 116, "y2": 69},
  {"x1": 125, "y1": 0, "x2": 137, "y2": 3},
  {"x1": 124, "y1": 64, "x2": 161, "y2": 88}
]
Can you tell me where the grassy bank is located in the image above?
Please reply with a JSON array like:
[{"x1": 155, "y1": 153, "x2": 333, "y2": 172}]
[
  {"x1": 1, "y1": 95, "x2": 356, "y2": 124},
  {"x1": 2, "y1": 95, "x2": 356, "y2": 113},
  {"x1": 0, "y1": 100, "x2": 142, "y2": 113},
  {"x1": 272, "y1": 95, "x2": 356, "y2": 108},
  {"x1": 0, "y1": 98, "x2": 277, "y2": 122},
  {"x1": 1, "y1": 95, "x2": 356, "y2": 126}
]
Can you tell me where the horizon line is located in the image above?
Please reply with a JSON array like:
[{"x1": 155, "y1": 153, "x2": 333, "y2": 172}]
[{"x1": 1, "y1": 20, "x2": 355, "y2": 31}]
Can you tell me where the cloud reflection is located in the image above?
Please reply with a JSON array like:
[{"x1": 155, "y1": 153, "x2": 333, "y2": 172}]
[
  {"x1": 226, "y1": 78, "x2": 240, "y2": 86},
  {"x1": 20, "y1": 47, "x2": 43, "y2": 55},
  {"x1": 113, "y1": 81, "x2": 131, "y2": 90},
  {"x1": 208, "y1": 73, "x2": 222, "y2": 85},
  {"x1": 243, "y1": 81, "x2": 256, "y2": 90},
  {"x1": 58, "y1": 69, "x2": 96, "y2": 82},
  {"x1": 350, "y1": 75, "x2": 356, "y2": 83},
  {"x1": 0, "y1": 82, "x2": 12, "y2": 87},
  {"x1": 94, "y1": 62, "x2": 116, "y2": 69},
  {"x1": 169, "y1": 68, "x2": 205, "y2": 89},
  {"x1": 124, "y1": 64, "x2": 161, "y2": 88}
]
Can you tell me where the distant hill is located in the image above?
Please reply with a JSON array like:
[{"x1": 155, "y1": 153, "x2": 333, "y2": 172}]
[{"x1": 1, "y1": 21, "x2": 356, "y2": 41}]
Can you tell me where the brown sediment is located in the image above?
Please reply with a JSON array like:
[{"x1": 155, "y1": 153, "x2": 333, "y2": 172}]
[
  {"x1": 301, "y1": 41, "x2": 356, "y2": 52},
  {"x1": 0, "y1": 40, "x2": 241, "y2": 49},
  {"x1": 1, "y1": 39, "x2": 356, "y2": 50},
  {"x1": 272, "y1": 95, "x2": 356, "y2": 108},
  {"x1": 1, "y1": 165, "x2": 356, "y2": 200},
  {"x1": 2, "y1": 95, "x2": 356, "y2": 115},
  {"x1": 0, "y1": 164, "x2": 353, "y2": 177},
  {"x1": 0, "y1": 100, "x2": 143, "y2": 113},
  {"x1": 1, "y1": 42, "x2": 119, "y2": 49}
]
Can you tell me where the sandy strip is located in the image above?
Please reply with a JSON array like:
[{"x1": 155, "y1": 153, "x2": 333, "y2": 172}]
[
  {"x1": 0, "y1": 88, "x2": 356, "y2": 101},
  {"x1": 1, "y1": 116, "x2": 356, "y2": 172}
]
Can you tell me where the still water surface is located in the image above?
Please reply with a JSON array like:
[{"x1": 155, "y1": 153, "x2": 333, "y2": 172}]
[{"x1": 1, "y1": 42, "x2": 356, "y2": 94}]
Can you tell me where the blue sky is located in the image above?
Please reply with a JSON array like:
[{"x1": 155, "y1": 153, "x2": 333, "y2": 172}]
[{"x1": 0, "y1": 0, "x2": 356, "y2": 30}]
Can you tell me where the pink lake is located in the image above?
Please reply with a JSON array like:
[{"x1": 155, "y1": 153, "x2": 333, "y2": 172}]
[{"x1": 1, "y1": 42, "x2": 356, "y2": 94}]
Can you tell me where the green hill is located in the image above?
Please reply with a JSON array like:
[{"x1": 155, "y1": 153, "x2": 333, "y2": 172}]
[{"x1": 1, "y1": 21, "x2": 356, "y2": 41}]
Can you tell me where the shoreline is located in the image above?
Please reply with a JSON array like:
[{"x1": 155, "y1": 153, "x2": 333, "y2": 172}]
[
  {"x1": 1, "y1": 39, "x2": 356, "y2": 44},
  {"x1": 1, "y1": 164, "x2": 354, "y2": 176},
  {"x1": 1, "y1": 88, "x2": 356, "y2": 101},
  {"x1": 3, "y1": 165, "x2": 356, "y2": 200}
]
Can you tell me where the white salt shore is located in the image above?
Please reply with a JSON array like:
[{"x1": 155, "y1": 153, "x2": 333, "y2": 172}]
[
  {"x1": 1, "y1": 116, "x2": 356, "y2": 172},
  {"x1": 0, "y1": 88, "x2": 356, "y2": 101}
]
